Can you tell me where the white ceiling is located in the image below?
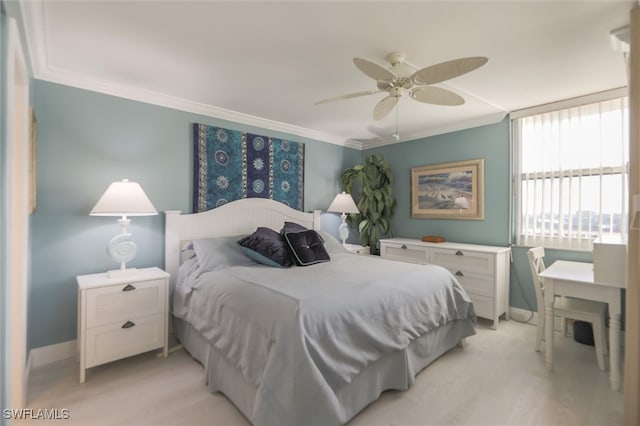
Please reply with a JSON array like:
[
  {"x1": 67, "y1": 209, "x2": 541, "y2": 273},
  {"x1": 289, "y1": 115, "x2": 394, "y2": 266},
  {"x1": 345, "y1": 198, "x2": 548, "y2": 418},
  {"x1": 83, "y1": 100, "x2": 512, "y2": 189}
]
[{"x1": 18, "y1": 0, "x2": 634, "y2": 148}]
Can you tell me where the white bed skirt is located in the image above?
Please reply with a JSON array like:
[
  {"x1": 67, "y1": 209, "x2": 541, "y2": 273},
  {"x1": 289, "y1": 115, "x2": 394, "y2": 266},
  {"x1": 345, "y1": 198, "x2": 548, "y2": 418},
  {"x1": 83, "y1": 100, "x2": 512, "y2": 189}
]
[{"x1": 173, "y1": 316, "x2": 474, "y2": 425}]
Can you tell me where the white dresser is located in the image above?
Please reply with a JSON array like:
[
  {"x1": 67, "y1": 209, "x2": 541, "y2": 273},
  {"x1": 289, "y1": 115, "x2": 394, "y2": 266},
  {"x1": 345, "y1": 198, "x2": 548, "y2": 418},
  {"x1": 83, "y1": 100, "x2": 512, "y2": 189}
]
[
  {"x1": 76, "y1": 267, "x2": 170, "y2": 383},
  {"x1": 380, "y1": 238, "x2": 510, "y2": 329}
]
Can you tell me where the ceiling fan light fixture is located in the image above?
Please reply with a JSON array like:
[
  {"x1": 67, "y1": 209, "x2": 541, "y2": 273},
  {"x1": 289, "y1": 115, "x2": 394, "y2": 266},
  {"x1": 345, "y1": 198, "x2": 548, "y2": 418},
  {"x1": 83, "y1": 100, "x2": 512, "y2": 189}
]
[
  {"x1": 390, "y1": 86, "x2": 403, "y2": 97},
  {"x1": 316, "y1": 52, "x2": 487, "y2": 127}
]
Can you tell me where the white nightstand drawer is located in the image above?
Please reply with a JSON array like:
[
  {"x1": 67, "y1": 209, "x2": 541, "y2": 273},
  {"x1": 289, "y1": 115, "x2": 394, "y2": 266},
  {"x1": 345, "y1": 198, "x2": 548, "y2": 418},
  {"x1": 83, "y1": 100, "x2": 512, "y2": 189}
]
[
  {"x1": 379, "y1": 242, "x2": 428, "y2": 264},
  {"x1": 447, "y1": 269, "x2": 493, "y2": 297},
  {"x1": 85, "y1": 313, "x2": 165, "y2": 368},
  {"x1": 343, "y1": 244, "x2": 370, "y2": 255},
  {"x1": 467, "y1": 293, "x2": 494, "y2": 320},
  {"x1": 430, "y1": 248, "x2": 494, "y2": 275},
  {"x1": 86, "y1": 279, "x2": 166, "y2": 328}
]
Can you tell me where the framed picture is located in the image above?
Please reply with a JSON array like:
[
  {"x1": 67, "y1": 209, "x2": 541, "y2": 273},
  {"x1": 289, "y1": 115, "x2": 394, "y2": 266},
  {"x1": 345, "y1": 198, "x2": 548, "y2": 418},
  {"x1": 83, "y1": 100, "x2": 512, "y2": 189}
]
[{"x1": 410, "y1": 158, "x2": 484, "y2": 220}]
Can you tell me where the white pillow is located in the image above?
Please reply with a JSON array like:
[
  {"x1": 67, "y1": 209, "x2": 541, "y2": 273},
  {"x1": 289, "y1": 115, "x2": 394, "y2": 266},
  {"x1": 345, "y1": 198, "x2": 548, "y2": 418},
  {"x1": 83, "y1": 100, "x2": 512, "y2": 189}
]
[
  {"x1": 192, "y1": 235, "x2": 257, "y2": 275},
  {"x1": 318, "y1": 231, "x2": 348, "y2": 255}
]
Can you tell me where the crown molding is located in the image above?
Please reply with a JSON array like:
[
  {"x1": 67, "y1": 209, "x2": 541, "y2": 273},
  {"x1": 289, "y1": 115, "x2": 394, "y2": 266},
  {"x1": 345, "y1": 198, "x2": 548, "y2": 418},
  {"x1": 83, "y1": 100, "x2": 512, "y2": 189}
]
[
  {"x1": 18, "y1": 0, "x2": 46, "y2": 78},
  {"x1": 32, "y1": 60, "x2": 510, "y2": 150},
  {"x1": 359, "y1": 111, "x2": 508, "y2": 150},
  {"x1": 40, "y1": 66, "x2": 352, "y2": 147},
  {"x1": 510, "y1": 87, "x2": 628, "y2": 119},
  {"x1": 18, "y1": 0, "x2": 507, "y2": 152},
  {"x1": 19, "y1": 2, "x2": 349, "y2": 147}
]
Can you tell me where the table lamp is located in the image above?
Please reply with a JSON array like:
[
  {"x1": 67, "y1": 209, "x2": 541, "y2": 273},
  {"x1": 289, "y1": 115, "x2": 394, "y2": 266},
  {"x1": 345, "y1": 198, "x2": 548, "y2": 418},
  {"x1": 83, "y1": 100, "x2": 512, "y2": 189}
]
[
  {"x1": 90, "y1": 179, "x2": 158, "y2": 277},
  {"x1": 328, "y1": 192, "x2": 360, "y2": 245}
]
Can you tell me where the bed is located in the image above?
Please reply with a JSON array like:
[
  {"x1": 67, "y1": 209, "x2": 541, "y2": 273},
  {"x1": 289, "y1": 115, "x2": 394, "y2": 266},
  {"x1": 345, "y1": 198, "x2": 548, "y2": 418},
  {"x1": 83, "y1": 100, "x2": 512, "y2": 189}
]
[{"x1": 165, "y1": 198, "x2": 476, "y2": 426}]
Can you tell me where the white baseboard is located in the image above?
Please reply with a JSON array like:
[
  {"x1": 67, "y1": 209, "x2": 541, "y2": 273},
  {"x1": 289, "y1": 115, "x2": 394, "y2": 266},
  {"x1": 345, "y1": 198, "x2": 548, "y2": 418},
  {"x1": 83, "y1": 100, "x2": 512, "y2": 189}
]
[{"x1": 28, "y1": 339, "x2": 76, "y2": 370}]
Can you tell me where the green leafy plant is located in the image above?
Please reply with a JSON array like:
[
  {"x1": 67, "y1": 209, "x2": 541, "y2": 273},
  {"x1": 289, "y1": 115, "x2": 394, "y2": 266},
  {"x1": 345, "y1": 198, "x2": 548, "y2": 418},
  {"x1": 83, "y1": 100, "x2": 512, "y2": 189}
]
[{"x1": 340, "y1": 153, "x2": 397, "y2": 254}]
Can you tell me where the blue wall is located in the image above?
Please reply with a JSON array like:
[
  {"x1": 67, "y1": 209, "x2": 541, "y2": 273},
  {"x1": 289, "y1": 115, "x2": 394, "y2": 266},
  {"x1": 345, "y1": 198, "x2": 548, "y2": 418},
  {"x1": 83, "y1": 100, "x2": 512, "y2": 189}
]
[
  {"x1": 363, "y1": 119, "x2": 592, "y2": 313},
  {"x1": 364, "y1": 120, "x2": 510, "y2": 246},
  {"x1": 29, "y1": 80, "x2": 360, "y2": 349},
  {"x1": 29, "y1": 84, "x2": 601, "y2": 349}
]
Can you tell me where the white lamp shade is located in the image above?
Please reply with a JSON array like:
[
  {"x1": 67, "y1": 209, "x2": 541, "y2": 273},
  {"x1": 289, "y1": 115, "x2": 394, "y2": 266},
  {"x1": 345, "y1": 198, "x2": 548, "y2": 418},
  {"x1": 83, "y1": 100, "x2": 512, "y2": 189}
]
[
  {"x1": 328, "y1": 192, "x2": 359, "y2": 214},
  {"x1": 90, "y1": 179, "x2": 158, "y2": 217}
]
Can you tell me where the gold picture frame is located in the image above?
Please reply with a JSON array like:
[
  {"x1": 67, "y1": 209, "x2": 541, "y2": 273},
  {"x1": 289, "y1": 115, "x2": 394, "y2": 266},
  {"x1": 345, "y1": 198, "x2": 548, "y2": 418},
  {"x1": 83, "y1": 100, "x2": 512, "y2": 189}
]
[
  {"x1": 29, "y1": 108, "x2": 37, "y2": 214},
  {"x1": 410, "y1": 158, "x2": 484, "y2": 220}
]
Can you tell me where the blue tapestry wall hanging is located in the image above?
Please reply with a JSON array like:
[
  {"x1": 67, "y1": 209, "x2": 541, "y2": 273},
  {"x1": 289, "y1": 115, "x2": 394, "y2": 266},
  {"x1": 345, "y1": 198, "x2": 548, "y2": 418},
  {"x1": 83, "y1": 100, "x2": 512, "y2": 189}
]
[{"x1": 193, "y1": 123, "x2": 305, "y2": 212}]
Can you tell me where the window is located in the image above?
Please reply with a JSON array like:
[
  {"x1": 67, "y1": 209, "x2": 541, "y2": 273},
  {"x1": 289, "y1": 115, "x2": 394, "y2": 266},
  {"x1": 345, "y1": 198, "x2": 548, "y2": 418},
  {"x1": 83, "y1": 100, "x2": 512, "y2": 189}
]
[{"x1": 513, "y1": 92, "x2": 629, "y2": 250}]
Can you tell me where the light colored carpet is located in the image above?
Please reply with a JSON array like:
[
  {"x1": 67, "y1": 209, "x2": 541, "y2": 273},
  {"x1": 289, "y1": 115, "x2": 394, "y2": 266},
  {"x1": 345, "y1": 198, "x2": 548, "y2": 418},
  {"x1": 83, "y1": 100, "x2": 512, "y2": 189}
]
[{"x1": 20, "y1": 318, "x2": 623, "y2": 425}]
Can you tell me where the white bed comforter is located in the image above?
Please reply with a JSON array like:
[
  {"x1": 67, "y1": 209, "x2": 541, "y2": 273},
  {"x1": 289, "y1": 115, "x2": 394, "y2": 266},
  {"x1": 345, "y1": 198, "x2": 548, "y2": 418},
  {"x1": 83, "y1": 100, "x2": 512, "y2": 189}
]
[{"x1": 173, "y1": 253, "x2": 476, "y2": 425}]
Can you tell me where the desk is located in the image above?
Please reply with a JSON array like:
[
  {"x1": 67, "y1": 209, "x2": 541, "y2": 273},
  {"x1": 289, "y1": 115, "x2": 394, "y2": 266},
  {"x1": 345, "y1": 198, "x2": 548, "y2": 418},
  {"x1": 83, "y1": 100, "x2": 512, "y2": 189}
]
[{"x1": 539, "y1": 260, "x2": 624, "y2": 391}]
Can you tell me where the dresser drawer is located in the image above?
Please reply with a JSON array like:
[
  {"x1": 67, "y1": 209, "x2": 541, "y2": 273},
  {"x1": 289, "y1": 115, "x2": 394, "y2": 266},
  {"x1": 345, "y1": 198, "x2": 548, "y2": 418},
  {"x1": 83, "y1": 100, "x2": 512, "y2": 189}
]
[
  {"x1": 344, "y1": 244, "x2": 371, "y2": 255},
  {"x1": 467, "y1": 293, "x2": 494, "y2": 321},
  {"x1": 430, "y1": 248, "x2": 494, "y2": 275},
  {"x1": 86, "y1": 279, "x2": 166, "y2": 328},
  {"x1": 380, "y1": 242, "x2": 428, "y2": 264},
  {"x1": 85, "y1": 313, "x2": 165, "y2": 368},
  {"x1": 447, "y1": 269, "x2": 493, "y2": 297}
]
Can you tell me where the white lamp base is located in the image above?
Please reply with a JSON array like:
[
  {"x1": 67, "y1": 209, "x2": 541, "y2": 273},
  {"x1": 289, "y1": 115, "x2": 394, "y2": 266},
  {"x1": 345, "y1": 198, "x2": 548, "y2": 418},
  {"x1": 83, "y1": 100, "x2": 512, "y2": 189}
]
[
  {"x1": 106, "y1": 228, "x2": 138, "y2": 278},
  {"x1": 338, "y1": 215, "x2": 349, "y2": 245},
  {"x1": 107, "y1": 268, "x2": 138, "y2": 279}
]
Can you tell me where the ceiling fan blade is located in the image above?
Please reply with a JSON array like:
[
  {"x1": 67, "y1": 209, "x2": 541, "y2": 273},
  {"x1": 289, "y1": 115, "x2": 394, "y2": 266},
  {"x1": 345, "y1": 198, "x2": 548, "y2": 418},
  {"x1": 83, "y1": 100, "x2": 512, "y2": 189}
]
[
  {"x1": 411, "y1": 86, "x2": 465, "y2": 106},
  {"x1": 315, "y1": 89, "x2": 383, "y2": 105},
  {"x1": 412, "y1": 57, "x2": 488, "y2": 85},
  {"x1": 373, "y1": 96, "x2": 398, "y2": 121},
  {"x1": 353, "y1": 57, "x2": 397, "y2": 82}
]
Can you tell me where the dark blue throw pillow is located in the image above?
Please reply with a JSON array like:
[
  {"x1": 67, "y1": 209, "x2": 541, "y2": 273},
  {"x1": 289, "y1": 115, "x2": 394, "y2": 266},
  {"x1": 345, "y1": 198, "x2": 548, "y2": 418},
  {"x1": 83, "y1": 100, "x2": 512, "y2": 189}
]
[
  {"x1": 280, "y1": 221, "x2": 309, "y2": 234},
  {"x1": 283, "y1": 229, "x2": 330, "y2": 266},
  {"x1": 237, "y1": 227, "x2": 293, "y2": 268}
]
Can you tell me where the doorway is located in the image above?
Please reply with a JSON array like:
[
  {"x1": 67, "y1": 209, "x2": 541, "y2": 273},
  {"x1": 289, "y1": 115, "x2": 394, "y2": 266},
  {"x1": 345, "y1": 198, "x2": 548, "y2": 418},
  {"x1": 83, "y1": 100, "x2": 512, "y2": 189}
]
[{"x1": 4, "y1": 17, "x2": 30, "y2": 410}]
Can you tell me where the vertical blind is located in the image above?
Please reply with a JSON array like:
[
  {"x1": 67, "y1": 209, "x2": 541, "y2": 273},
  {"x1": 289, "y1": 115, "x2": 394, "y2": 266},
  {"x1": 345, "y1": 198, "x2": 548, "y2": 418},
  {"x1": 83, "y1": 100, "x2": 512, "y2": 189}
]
[{"x1": 514, "y1": 96, "x2": 629, "y2": 250}]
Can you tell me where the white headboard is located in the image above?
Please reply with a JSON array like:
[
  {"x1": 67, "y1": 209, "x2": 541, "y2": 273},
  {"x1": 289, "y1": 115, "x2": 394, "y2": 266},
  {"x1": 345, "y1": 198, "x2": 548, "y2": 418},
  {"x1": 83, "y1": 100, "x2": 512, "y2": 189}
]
[{"x1": 164, "y1": 198, "x2": 321, "y2": 282}]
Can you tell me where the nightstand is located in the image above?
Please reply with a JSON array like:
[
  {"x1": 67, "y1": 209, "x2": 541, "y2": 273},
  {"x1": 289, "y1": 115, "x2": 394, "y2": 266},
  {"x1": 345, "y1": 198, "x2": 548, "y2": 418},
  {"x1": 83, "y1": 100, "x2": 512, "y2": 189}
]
[
  {"x1": 343, "y1": 244, "x2": 371, "y2": 255},
  {"x1": 76, "y1": 267, "x2": 170, "y2": 383}
]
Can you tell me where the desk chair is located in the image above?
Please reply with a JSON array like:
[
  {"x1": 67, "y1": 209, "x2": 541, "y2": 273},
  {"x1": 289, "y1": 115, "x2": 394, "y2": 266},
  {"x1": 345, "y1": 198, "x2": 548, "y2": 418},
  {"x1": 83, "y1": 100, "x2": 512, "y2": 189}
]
[{"x1": 527, "y1": 247, "x2": 608, "y2": 370}]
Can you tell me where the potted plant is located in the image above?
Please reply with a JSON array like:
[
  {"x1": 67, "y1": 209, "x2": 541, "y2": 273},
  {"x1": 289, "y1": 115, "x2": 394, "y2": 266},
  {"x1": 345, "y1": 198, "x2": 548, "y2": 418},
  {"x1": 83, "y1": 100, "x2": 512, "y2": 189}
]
[{"x1": 340, "y1": 153, "x2": 397, "y2": 254}]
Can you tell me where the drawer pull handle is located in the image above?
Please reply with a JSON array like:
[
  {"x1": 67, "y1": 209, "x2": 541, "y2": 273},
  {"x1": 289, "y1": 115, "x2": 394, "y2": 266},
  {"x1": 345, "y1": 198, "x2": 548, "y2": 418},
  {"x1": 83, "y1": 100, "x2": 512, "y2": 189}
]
[
  {"x1": 455, "y1": 250, "x2": 464, "y2": 256},
  {"x1": 401, "y1": 244, "x2": 407, "y2": 249},
  {"x1": 121, "y1": 320, "x2": 135, "y2": 329},
  {"x1": 122, "y1": 284, "x2": 136, "y2": 292},
  {"x1": 455, "y1": 271, "x2": 464, "y2": 277}
]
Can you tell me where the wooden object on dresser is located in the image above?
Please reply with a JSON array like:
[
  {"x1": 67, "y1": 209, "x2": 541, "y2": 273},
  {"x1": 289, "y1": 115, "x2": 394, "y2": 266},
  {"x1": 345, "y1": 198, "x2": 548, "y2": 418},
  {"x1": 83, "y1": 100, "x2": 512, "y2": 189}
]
[
  {"x1": 76, "y1": 267, "x2": 170, "y2": 383},
  {"x1": 379, "y1": 238, "x2": 510, "y2": 329},
  {"x1": 421, "y1": 235, "x2": 445, "y2": 243}
]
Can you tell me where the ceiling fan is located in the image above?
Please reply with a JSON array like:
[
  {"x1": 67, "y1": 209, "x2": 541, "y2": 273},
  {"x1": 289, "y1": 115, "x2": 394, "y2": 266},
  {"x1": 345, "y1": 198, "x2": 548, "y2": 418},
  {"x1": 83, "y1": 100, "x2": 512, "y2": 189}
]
[{"x1": 316, "y1": 52, "x2": 488, "y2": 121}]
